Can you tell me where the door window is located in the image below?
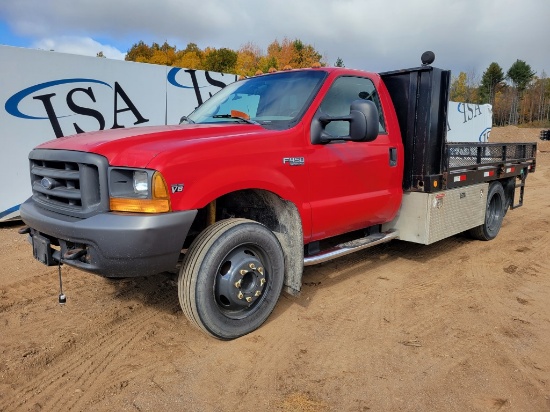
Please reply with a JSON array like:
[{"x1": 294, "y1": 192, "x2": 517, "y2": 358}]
[{"x1": 320, "y1": 76, "x2": 386, "y2": 137}]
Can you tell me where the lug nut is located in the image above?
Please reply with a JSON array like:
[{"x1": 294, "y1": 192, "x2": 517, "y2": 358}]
[
  {"x1": 234, "y1": 279, "x2": 242, "y2": 288},
  {"x1": 260, "y1": 278, "x2": 266, "y2": 286},
  {"x1": 258, "y1": 267, "x2": 264, "y2": 275},
  {"x1": 255, "y1": 291, "x2": 261, "y2": 297},
  {"x1": 240, "y1": 269, "x2": 247, "y2": 276},
  {"x1": 246, "y1": 297, "x2": 252, "y2": 303},
  {"x1": 249, "y1": 263, "x2": 256, "y2": 270},
  {"x1": 238, "y1": 291, "x2": 244, "y2": 300}
]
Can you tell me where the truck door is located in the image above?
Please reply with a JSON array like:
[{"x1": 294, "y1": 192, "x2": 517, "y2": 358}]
[{"x1": 308, "y1": 75, "x2": 401, "y2": 240}]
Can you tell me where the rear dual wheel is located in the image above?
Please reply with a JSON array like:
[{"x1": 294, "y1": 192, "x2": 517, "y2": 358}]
[
  {"x1": 469, "y1": 181, "x2": 506, "y2": 241},
  {"x1": 178, "y1": 218, "x2": 285, "y2": 340}
]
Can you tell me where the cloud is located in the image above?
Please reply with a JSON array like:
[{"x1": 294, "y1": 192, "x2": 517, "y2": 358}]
[
  {"x1": 1, "y1": 0, "x2": 549, "y2": 76},
  {"x1": 31, "y1": 36, "x2": 125, "y2": 59}
]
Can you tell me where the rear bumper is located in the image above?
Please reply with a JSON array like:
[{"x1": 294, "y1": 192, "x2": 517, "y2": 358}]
[{"x1": 20, "y1": 198, "x2": 197, "y2": 277}]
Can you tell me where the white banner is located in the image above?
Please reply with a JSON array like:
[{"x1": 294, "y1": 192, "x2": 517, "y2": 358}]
[
  {"x1": 447, "y1": 101, "x2": 492, "y2": 143},
  {"x1": 0, "y1": 45, "x2": 236, "y2": 221}
]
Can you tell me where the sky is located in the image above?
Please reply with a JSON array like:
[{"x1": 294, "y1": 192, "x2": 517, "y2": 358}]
[{"x1": 0, "y1": 0, "x2": 549, "y2": 81}]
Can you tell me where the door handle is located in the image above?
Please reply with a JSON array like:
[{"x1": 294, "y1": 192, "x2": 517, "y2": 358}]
[{"x1": 389, "y1": 147, "x2": 397, "y2": 167}]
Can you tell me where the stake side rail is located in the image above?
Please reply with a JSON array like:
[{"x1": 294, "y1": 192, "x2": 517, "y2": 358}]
[{"x1": 442, "y1": 142, "x2": 537, "y2": 190}]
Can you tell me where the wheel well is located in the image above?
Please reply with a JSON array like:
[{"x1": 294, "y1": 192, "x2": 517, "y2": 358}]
[{"x1": 187, "y1": 189, "x2": 304, "y2": 294}]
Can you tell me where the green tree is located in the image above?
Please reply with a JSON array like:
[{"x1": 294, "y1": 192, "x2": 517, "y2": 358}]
[
  {"x1": 335, "y1": 57, "x2": 345, "y2": 67},
  {"x1": 507, "y1": 59, "x2": 536, "y2": 93},
  {"x1": 479, "y1": 62, "x2": 504, "y2": 106},
  {"x1": 204, "y1": 48, "x2": 238, "y2": 73},
  {"x1": 506, "y1": 59, "x2": 536, "y2": 124}
]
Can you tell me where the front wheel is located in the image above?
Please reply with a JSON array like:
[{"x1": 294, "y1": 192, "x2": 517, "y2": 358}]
[
  {"x1": 178, "y1": 218, "x2": 285, "y2": 339},
  {"x1": 468, "y1": 181, "x2": 505, "y2": 241}
]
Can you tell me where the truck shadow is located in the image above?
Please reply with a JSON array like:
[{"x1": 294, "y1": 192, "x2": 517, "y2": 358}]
[
  {"x1": 100, "y1": 272, "x2": 181, "y2": 315},
  {"x1": 100, "y1": 233, "x2": 476, "y2": 324},
  {"x1": 290, "y1": 233, "x2": 475, "y2": 309}
]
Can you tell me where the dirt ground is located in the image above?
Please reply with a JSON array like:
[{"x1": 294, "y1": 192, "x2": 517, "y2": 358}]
[{"x1": 1, "y1": 126, "x2": 549, "y2": 411}]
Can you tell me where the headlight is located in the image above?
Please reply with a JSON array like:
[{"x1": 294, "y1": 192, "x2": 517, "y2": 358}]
[
  {"x1": 133, "y1": 171, "x2": 149, "y2": 194},
  {"x1": 109, "y1": 168, "x2": 172, "y2": 213}
]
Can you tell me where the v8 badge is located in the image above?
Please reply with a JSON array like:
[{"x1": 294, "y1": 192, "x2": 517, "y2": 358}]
[{"x1": 171, "y1": 183, "x2": 184, "y2": 194}]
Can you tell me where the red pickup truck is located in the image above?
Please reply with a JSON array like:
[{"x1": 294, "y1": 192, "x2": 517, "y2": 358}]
[{"x1": 20, "y1": 56, "x2": 537, "y2": 339}]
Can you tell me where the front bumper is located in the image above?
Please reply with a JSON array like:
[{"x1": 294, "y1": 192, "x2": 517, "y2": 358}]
[{"x1": 20, "y1": 198, "x2": 197, "y2": 277}]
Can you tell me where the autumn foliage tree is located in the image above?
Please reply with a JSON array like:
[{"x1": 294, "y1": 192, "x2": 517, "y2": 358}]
[
  {"x1": 267, "y1": 37, "x2": 323, "y2": 70},
  {"x1": 125, "y1": 38, "x2": 325, "y2": 76},
  {"x1": 449, "y1": 71, "x2": 478, "y2": 102}
]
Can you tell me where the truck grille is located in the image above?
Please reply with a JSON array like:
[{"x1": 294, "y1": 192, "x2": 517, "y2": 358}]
[{"x1": 29, "y1": 149, "x2": 110, "y2": 218}]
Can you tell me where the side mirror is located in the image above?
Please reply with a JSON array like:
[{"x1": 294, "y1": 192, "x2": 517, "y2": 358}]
[
  {"x1": 348, "y1": 100, "x2": 379, "y2": 142},
  {"x1": 311, "y1": 99, "x2": 379, "y2": 144}
]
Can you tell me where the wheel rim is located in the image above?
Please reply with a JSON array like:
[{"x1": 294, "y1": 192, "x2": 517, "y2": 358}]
[
  {"x1": 486, "y1": 191, "x2": 503, "y2": 232},
  {"x1": 214, "y1": 245, "x2": 270, "y2": 319}
]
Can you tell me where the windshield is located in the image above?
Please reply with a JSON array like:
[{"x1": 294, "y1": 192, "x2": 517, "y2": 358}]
[{"x1": 186, "y1": 70, "x2": 327, "y2": 130}]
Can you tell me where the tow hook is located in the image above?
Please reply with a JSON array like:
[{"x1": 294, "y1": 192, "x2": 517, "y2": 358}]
[
  {"x1": 64, "y1": 248, "x2": 87, "y2": 261},
  {"x1": 18, "y1": 226, "x2": 31, "y2": 235}
]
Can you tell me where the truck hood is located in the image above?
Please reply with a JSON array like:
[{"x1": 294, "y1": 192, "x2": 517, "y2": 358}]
[{"x1": 36, "y1": 124, "x2": 266, "y2": 167}]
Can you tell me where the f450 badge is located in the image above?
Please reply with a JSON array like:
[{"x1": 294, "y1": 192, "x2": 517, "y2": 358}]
[{"x1": 282, "y1": 157, "x2": 305, "y2": 166}]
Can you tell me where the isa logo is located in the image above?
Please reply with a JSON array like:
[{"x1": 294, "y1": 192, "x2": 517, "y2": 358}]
[{"x1": 5, "y1": 78, "x2": 149, "y2": 138}]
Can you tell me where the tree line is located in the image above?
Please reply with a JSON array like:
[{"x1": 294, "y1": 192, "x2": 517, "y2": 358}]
[
  {"x1": 450, "y1": 60, "x2": 550, "y2": 127},
  {"x1": 124, "y1": 41, "x2": 549, "y2": 127},
  {"x1": 125, "y1": 38, "x2": 326, "y2": 77}
]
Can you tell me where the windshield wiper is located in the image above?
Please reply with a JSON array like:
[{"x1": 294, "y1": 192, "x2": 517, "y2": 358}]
[
  {"x1": 213, "y1": 110, "x2": 259, "y2": 124},
  {"x1": 212, "y1": 114, "x2": 259, "y2": 124}
]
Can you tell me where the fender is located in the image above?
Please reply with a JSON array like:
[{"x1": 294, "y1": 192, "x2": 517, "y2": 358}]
[
  {"x1": 150, "y1": 156, "x2": 313, "y2": 238},
  {"x1": 162, "y1": 164, "x2": 311, "y2": 234}
]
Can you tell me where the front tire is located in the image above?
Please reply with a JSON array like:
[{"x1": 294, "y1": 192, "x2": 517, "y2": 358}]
[
  {"x1": 178, "y1": 218, "x2": 285, "y2": 339},
  {"x1": 468, "y1": 181, "x2": 505, "y2": 241}
]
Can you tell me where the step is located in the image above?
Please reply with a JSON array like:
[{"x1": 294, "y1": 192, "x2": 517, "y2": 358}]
[{"x1": 303, "y1": 230, "x2": 400, "y2": 266}]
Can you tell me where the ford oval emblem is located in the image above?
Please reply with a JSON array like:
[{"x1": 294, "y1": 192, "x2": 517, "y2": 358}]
[{"x1": 41, "y1": 177, "x2": 54, "y2": 190}]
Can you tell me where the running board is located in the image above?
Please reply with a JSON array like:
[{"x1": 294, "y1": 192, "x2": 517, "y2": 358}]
[{"x1": 303, "y1": 230, "x2": 400, "y2": 266}]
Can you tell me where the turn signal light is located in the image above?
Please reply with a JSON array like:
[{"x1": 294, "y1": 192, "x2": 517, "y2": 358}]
[
  {"x1": 152, "y1": 172, "x2": 170, "y2": 199},
  {"x1": 110, "y1": 198, "x2": 171, "y2": 213}
]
